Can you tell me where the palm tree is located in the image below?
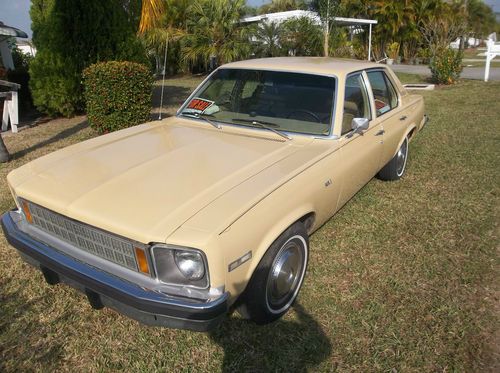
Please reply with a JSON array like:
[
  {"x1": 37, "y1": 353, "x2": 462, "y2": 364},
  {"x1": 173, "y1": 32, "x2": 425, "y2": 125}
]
[
  {"x1": 259, "y1": 0, "x2": 307, "y2": 14},
  {"x1": 280, "y1": 17, "x2": 323, "y2": 56},
  {"x1": 139, "y1": 0, "x2": 164, "y2": 34},
  {"x1": 253, "y1": 22, "x2": 283, "y2": 57},
  {"x1": 182, "y1": 0, "x2": 252, "y2": 67}
]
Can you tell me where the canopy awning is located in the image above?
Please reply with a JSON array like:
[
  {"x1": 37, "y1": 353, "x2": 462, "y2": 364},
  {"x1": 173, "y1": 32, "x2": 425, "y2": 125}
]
[
  {"x1": 0, "y1": 21, "x2": 28, "y2": 39},
  {"x1": 240, "y1": 10, "x2": 377, "y2": 61}
]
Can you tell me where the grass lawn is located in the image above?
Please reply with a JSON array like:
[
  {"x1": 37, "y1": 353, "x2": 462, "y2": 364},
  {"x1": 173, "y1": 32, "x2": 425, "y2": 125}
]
[{"x1": 0, "y1": 73, "x2": 498, "y2": 372}]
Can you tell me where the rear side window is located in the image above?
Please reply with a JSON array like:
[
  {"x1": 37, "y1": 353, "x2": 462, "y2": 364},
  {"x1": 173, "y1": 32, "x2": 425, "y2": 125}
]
[{"x1": 366, "y1": 71, "x2": 398, "y2": 117}]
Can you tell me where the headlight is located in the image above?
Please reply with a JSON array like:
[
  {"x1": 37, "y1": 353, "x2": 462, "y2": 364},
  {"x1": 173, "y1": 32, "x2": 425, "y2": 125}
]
[
  {"x1": 151, "y1": 245, "x2": 208, "y2": 288},
  {"x1": 174, "y1": 251, "x2": 205, "y2": 280}
]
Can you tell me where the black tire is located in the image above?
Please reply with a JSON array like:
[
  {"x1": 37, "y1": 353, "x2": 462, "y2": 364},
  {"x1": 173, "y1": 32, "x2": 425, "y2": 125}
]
[
  {"x1": 377, "y1": 136, "x2": 409, "y2": 181},
  {"x1": 237, "y1": 222, "x2": 309, "y2": 324}
]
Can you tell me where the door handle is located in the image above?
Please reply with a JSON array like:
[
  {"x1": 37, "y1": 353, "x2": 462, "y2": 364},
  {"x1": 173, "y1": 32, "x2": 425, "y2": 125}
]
[
  {"x1": 399, "y1": 115, "x2": 408, "y2": 121},
  {"x1": 375, "y1": 129, "x2": 385, "y2": 136}
]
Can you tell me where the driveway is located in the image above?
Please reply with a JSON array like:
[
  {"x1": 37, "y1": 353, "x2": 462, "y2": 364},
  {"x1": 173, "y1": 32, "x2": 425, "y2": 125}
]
[{"x1": 390, "y1": 64, "x2": 500, "y2": 81}]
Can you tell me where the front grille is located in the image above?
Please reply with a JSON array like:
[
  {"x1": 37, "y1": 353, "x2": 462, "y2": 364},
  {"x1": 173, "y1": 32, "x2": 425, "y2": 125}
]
[{"x1": 25, "y1": 200, "x2": 139, "y2": 271}]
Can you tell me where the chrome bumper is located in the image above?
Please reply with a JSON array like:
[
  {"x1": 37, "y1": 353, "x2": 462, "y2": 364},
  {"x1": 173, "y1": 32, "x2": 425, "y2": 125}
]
[{"x1": 1, "y1": 211, "x2": 229, "y2": 332}]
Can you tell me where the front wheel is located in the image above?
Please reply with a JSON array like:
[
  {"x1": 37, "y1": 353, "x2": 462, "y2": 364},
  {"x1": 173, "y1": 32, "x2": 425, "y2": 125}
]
[
  {"x1": 378, "y1": 136, "x2": 409, "y2": 181},
  {"x1": 237, "y1": 222, "x2": 309, "y2": 324}
]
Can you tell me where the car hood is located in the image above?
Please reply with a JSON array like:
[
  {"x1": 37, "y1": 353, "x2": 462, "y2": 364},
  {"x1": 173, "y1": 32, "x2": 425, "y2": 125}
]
[{"x1": 8, "y1": 118, "x2": 310, "y2": 243}]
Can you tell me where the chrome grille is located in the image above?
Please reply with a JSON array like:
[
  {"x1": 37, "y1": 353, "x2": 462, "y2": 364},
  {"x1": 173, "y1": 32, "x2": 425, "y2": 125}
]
[{"x1": 25, "y1": 200, "x2": 139, "y2": 271}]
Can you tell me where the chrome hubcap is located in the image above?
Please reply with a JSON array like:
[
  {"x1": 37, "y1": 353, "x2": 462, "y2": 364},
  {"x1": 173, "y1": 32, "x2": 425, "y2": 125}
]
[
  {"x1": 266, "y1": 237, "x2": 306, "y2": 313},
  {"x1": 396, "y1": 139, "x2": 408, "y2": 176}
]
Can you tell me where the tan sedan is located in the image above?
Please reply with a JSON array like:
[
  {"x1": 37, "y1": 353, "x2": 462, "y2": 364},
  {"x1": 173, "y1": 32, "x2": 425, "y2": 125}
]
[{"x1": 1, "y1": 58, "x2": 427, "y2": 331}]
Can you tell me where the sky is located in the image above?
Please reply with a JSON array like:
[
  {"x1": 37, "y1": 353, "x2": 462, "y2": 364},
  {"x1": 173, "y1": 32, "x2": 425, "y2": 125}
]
[{"x1": 0, "y1": 0, "x2": 499, "y2": 40}]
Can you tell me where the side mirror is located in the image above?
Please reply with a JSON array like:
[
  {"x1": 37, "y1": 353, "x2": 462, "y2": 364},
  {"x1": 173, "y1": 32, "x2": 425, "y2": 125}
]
[{"x1": 351, "y1": 118, "x2": 369, "y2": 133}]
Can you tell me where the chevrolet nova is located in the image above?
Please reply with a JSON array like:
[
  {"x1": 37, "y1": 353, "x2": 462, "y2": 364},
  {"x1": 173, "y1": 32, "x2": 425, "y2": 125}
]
[{"x1": 1, "y1": 58, "x2": 427, "y2": 331}]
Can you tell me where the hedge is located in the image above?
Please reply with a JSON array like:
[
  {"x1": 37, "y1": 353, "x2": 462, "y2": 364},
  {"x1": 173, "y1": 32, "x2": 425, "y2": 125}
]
[{"x1": 83, "y1": 61, "x2": 153, "y2": 134}]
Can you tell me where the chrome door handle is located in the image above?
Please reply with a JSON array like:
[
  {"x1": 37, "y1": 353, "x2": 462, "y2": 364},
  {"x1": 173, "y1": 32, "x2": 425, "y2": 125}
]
[
  {"x1": 375, "y1": 129, "x2": 385, "y2": 136},
  {"x1": 399, "y1": 115, "x2": 407, "y2": 121}
]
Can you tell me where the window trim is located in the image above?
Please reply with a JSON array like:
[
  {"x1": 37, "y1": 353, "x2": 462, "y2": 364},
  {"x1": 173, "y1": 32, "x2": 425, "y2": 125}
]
[
  {"x1": 340, "y1": 71, "x2": 373, "y2": 137},
  {"x1": 365, "y1": 68, "x2": 400, "y2": 118}
]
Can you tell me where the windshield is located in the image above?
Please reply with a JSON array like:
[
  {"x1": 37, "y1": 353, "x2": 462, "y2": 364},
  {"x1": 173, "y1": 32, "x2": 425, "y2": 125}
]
[{"x1": 179, "y1": 69, "x2": 336, "y2": 136}]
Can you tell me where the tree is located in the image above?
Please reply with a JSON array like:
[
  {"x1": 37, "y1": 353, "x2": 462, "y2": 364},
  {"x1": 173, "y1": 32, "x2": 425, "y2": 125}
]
[
  {"x1": 259, "y1": 0, "x2": 307, "y2": 14},
  {"x1": 311, "y1": 0, "x2": 341, "y2": 56},
  {"x1": 140, "y1": 0, "x2": 190, "y2": 74},
  {"x1": 139, "y1": 0, "x2": 164, "y2": 34},
  {"x1": 280, "y1": 16, "x2": 323, "y2": 56},
  {"x1": 253, "y1": 22, "x2": 284, "y2": 57},
  {"x1": 419, "y1": 2, "x2": 466, "y2": 56},
  {"x1": 466, "y1": 0, "x2": 496, "y2": 39},
  {"x1": 30, "y1": 0, "x2": 147, "y2": 116},
  {"x1": 182, "y1": 0, "x2": 252, "y2": 67}
]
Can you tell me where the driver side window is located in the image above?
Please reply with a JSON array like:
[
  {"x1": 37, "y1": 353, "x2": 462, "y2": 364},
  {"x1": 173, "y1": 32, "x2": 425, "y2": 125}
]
[{"x1": 342, "y1": 73, "x2": 371, "y2": 135}]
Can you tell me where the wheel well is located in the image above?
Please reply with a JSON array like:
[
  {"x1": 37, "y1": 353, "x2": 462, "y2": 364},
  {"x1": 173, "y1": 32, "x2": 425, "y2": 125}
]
[
  {"x1": 298, "y1": 212, "x2": 315, "y2": 233},
  {"x1": 407, "y1": 127, "x2": 417, "y2": 141}
]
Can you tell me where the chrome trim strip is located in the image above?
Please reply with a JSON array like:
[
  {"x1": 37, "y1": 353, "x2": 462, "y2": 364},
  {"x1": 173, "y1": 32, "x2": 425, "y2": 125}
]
[
  {"x1": 22, "y1": 199, "x2": 144, "y2": 273},
  {"x1": 2, "y1": 211, "x2": 229, "y2": 311},
  {"x1": 10, "y1": 210, "x2": 218, "y2": 301}
]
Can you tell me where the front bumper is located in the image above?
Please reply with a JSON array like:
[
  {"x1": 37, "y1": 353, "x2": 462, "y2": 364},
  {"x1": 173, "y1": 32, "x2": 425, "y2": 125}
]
[{"x1": 1, "y1": 211, "x2": 229, "y2": 332}]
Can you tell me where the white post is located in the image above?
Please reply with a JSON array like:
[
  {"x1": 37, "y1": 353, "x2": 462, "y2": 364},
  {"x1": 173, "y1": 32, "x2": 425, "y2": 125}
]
[
  {"x1": 1, "y1": 98, "x2": 8, "y2": 131},
  {"x1": 485, "y1": 53, "x2": 491, "y2": 82},
  {"x1": 368, "y1": 23, "x2": 372, "y2": 61},
  {"x1": 9, "y1": 91, "x2": 18, "y2": 133}
]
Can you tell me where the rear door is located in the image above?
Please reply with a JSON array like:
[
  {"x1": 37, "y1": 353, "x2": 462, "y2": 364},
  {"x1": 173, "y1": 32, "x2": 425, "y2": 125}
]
[{"x1": 365, "y1": 69, "x2": 408, "y2": 166}]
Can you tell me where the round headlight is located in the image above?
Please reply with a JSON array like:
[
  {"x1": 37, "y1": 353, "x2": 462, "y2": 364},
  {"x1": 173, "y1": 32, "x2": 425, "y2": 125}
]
[{"x1": 174, "y1": 251, "x2": 205, "y2": 280}]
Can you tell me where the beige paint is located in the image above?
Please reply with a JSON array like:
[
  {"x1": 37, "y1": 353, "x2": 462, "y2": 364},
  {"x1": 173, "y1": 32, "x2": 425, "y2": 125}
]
[{"x1": 7, "y1": 58, "x2": 425, "y2": 302}]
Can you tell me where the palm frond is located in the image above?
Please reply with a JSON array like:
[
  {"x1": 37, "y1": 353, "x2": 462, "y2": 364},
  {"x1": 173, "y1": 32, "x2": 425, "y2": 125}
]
[{"x1": 139, "y1": 0, "x2": 164, "y2": 34}]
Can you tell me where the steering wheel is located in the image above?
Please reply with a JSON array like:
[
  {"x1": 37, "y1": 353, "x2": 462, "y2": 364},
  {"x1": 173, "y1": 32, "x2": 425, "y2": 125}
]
[{"x1": 286, "y1": 109, "x2": 321, "y2": 123}]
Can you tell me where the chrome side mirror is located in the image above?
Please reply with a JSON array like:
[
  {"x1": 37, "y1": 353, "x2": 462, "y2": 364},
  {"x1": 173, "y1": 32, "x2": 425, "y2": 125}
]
[{"x1": 351, "y1": 118, "x2": 369, "y2": 133}]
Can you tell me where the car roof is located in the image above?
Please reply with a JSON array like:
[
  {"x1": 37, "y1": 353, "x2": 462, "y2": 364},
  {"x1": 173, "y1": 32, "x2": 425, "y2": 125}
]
[{"x1": 221, "y1": 57, "x2": 383, "y2": 77}]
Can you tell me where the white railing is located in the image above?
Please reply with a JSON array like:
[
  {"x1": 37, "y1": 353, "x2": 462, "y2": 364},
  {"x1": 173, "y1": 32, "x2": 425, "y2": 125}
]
[
  {"x1": 0, "y1": 79, "x2": 20, "y2": 133},
  {"x1": 485, "y1": 39, "x2": 500, "y2": 82}
]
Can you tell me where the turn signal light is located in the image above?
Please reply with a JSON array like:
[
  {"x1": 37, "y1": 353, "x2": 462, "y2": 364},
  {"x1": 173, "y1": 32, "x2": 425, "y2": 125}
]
[
  {"x1": 21, "y1": 200, "x2": 33, "y2": 223},
  {"x1": 135, "y1": 247, "x2": 150, "y2": 275}
]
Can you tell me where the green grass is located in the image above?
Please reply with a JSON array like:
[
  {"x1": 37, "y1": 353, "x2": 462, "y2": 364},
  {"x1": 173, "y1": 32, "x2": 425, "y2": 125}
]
[{"x1": 1, "y1": 74, "x2": 498, "y2": 372}]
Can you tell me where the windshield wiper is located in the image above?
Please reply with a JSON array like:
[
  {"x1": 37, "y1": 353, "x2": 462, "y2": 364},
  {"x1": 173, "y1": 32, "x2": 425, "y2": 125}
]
[
  {"x1": 181, "y1": 112, "x2": 222, "y2": 129},
  {"x1": 231, "y1": 118, "x2": 291, "y2": 140},
  {"x1": 231, "y1": 118, "x2": 280, "y2": 127}
]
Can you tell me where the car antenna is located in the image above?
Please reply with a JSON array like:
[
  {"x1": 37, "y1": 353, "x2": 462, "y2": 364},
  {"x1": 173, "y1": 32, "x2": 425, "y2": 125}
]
[{"x1": 158, "y1": 38, "x2": 168, "y2": 120}]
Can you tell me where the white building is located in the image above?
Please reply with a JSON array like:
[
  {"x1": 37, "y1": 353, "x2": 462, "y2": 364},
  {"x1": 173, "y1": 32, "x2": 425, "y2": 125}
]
[
  {"x1": 240, "y1": 10, "x2": 378, "y2": 60},
  {"x1": 16, "y1": 39, "x2": 36, "y2": 57}
]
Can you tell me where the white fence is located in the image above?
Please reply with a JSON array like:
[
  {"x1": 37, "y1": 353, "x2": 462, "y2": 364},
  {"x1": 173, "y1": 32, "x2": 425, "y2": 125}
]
[{"x1": 485, "y1": 37, "x2": 500, "y2": 82}]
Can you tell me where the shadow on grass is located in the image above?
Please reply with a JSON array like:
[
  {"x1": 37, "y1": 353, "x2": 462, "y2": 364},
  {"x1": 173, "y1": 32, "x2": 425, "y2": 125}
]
[
  {"x1": 209, "y1": 302, "x2": 331, "y2": 372},
  {"x1": 0, "y1": 282, "x2": 65, "y2": 372},
  {"x1": 10, "y1": 119, "x2": 89, "y2": 160}
]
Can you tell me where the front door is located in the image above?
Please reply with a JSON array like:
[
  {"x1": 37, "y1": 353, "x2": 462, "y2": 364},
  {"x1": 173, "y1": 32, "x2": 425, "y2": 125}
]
[{"x1": 336, "y1": 72, "x2": 384, "y2": 209}]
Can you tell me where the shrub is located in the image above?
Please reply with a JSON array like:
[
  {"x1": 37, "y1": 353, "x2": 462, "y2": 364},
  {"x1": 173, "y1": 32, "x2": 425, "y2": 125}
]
[
  {"x1": 430, "y1": 48, "x2": 463, "y2": 84},
  {"x1": 83, "y1": 61, "x2": 153, "y2": 134},
  {"x1": 29, "y1": 0, "x2": 148, "y2": 117},
  {"x1": 30, "y1": 51, "x2": 83, "y2": 116}
]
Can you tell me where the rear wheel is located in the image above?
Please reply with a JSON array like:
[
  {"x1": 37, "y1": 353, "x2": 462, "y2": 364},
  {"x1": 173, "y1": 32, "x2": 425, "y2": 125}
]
[
  {"x1": 237, "y1": 222, "x2": 308, "y2": 324},
  {"x1": 378, "y1": 136, "x2": 409, "y2": 181}
]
